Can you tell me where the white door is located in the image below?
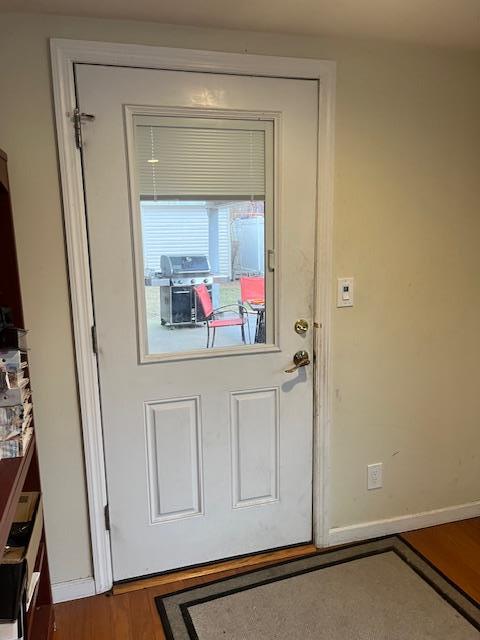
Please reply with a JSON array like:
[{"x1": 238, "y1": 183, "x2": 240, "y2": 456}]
[{"x1": 76, "y1": 64, "x2": 318, "y2": 582}]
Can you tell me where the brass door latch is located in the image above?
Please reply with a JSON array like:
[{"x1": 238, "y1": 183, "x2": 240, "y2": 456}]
[{"x1": 285, "y1": 350, "x2": 311, "y2": 373}]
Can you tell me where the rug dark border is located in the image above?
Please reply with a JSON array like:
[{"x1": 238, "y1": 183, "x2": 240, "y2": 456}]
[
  {"x1": 156, "y1": 536, "x2": 480, "y2": 640},
  {"x1": 156, "y1": 536, "x2": 372, "y2": 639}
]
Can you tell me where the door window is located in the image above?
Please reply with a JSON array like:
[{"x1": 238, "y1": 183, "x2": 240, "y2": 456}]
[{"x1": 129, "y1": 115, "x2": 275, "y2": 358}]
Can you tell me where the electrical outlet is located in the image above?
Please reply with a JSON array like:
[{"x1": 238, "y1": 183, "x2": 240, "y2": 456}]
[{"x1": 367, "y1": 463, "x2": 383, "y2": 490}]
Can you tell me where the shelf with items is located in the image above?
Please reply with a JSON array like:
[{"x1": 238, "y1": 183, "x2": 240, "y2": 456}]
[
  {"x1": 0, "y1": 346, "x2": 34, "y2": 462},
  {"x1": 0, "y1": 436, "x2": 34, "y2": 553},
  {"x1": 0, "y1": 148, "x2": 54, "y2": 640}
]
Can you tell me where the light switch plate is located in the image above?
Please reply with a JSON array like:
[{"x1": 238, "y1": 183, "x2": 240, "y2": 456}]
[{"x1": 337, "y1": 277, "x2": 354, "y2": 307}]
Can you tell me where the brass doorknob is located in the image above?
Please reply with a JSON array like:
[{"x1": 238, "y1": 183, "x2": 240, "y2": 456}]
[{"x1": 285, "y1": 350, "x2": 311, "y2": 373}]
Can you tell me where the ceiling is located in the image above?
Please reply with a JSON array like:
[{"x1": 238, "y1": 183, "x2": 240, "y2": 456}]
[{"x1": 2, "y1": 0, "x2": 480, "y2": 50}]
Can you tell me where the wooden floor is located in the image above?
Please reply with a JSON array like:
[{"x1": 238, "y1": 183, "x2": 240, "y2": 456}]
[
  {"x1": 53, "y1": 518, "x2": 480, "y2": 640},
  {"x1": 402, "y1": 516, "x2": 480, "y2": 603}
]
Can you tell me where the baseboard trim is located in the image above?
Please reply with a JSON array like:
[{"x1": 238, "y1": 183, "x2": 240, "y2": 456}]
[
  {"x1": 52, "y1": 577, "x2": 96, "y2": 603},
  {"x1": 328, "y1": 500, "x2": 480, "y2": 546}
]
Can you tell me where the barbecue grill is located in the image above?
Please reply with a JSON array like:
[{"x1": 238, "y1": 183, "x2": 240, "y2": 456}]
[{"x1": 159, "y1": 255, "x2": 213, "y2": 326}]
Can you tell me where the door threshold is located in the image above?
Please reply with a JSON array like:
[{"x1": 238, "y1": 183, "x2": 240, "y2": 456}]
[{"x1": 112, "y1": 542, "x2": 317, "y2": 595}]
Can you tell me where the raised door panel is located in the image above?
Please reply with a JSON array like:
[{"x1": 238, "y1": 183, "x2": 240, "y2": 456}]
[
  {"x1": 145, "y1": 397, "x2": 203, "y2": 523},
  {"x1": 231, "y1": 388, "x2": 279, "y2": 508}
]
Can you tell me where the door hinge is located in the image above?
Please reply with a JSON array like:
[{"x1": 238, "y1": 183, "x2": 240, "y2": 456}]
[
  {"x1": 91, "y1": 324, "x2": 98, "y2": 355},
  {"x1": 104, "y1": 504, "x2": 110, "y2": 531},
  {"x1": 72, "y1": 107, "x2": 95, "y2": 150}
]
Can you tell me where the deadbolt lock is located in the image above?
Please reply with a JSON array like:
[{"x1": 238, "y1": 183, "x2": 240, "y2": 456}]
[{"x1": 294, "y1": 319, "x2": 309, "y2": 335}]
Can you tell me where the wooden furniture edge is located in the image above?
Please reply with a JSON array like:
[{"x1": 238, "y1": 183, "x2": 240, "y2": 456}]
[{"x1": 0, "y1": 148, "x2": 54, "y2": 638}]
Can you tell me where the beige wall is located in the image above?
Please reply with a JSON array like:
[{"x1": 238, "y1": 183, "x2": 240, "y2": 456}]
[{"x1": 0, "y1": 13, "x2": 479, "y2": 584}]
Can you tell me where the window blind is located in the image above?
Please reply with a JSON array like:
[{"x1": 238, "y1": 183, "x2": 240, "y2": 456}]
[{"x1": 135, "y1": 123, "x2": 266, "y2": 200}]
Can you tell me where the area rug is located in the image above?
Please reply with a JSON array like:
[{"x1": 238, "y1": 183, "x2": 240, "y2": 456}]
[{"x1": 156, "y1": 536, "x2": 480, "y2": 639}]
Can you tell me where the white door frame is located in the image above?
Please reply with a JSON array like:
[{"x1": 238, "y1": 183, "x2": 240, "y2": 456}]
[{"x1": 50, "y1": 38, "x2": 336, "y2": 594}]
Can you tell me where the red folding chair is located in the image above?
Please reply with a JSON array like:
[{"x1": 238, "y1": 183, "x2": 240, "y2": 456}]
[
  {"x1": 240, "y1": 276, "x2": 265, "y2": 307},
  {"x1": 194, "y1": 283, "x2": 250, "y2": 348},
  {"x1": 240, "y1": 277, "x2": 265, "y2": 343}
]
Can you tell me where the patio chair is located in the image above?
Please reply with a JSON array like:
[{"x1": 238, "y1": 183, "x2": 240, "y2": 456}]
[
  {"x1": 194, "y1": 283, "x2": 250, "y2": 348},
  {"x1": 240, "y1": 276, "x2": 265, "y2": 307},
  {"x1": 240, "y1": 277, "x2": 266, "y2": 343}
]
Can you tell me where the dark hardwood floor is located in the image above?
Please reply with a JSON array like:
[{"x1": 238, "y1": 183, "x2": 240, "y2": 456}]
[{"x1": 53, "y1": 518, "x2": 480, "y2": 639}]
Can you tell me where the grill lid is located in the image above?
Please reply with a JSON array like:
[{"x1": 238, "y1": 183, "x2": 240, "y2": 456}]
[{"x1": 161, "y1": 255, "x2": 211, "y2": 276}]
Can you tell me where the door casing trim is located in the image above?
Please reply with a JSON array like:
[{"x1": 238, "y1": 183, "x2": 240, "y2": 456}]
[{"x1": 50, "y1": 38, "x2": 336, "y2": 594}]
